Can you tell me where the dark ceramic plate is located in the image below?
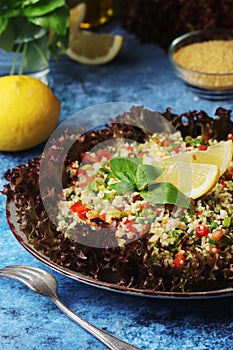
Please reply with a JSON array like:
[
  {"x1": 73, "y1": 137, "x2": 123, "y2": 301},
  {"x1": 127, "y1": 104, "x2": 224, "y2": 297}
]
[{"x1": 6, "y1": 200, "x2": 233, "y2": 300}]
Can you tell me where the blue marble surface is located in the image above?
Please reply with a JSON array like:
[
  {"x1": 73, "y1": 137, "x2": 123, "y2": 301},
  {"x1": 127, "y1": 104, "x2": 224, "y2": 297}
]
[{"x1": 1, "y1": 22, "x2": 233, "y2": 350}]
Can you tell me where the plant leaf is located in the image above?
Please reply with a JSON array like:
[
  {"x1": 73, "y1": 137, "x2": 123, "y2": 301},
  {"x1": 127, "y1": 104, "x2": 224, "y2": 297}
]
[
  {"x1": 110, "y1": 157, "x2": 163, "y2": 191},
  {"x1": 28, "y1": 6, "x2": 70, "y2": 35},
  {"x1": 48, "y1": 31, "x2": 69, "y2": 58},
  {"x1": 110, "y1": 157, "x2": 139, "y2": 186},
  {"x1": 0, "y1": 7, "x2": 20, "y2": 18},
  {"x1": 0, "y1": 22, "x2": 14, "y2": 50},
  {"x1": 1, "y1": 0, "x2": 41, "y2": 8},
  {"x1": 21, "y1": 0, "x2": 41, "y2": 6},
  {"x1": 136, "y1": 164, "x2": 163, "y2": 190},
  {"x1": 11, "y1": 17, "x2": 47, "y2": 44},
  {"x1": 22, "y1": 0, "x2": 66, "y2": 17},
  {"x1": 24, "y1": 33, "x2": 49, "y2": 71},
  {"x1": 108, "y1": 181, "x2": 135, "y2": 193},
  {"x1": 141, "y1": 182, "x2": 192, "y2": 209},
  {"x1": 0, "y1": 17, "x2": 8, "y2": 35}
]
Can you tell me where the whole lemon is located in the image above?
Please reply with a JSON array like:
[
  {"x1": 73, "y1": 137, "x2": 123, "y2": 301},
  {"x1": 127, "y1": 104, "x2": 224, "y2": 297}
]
[{"x1": 0, "y1": 75, "x2": 61, "y2": 151}]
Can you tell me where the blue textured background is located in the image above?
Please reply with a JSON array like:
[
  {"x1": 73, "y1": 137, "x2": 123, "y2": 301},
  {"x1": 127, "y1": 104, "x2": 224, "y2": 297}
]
[{"x1": 0, "y1": 22, "x2": 233, "y2": 350}]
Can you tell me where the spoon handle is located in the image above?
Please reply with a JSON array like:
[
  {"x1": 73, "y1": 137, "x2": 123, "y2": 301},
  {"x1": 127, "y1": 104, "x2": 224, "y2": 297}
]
[{"x1": 51, "y1": 295, "x2": 141, "y2": 350}]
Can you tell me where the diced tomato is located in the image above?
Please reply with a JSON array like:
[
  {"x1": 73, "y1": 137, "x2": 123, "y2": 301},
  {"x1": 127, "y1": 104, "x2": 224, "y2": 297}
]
[
  {"x1": 80, "y1": 153, "x2": 100, "y2": 163},
  {"x1": 81, "y1": 149, "x2": 113, "y2": 164},
  {"x1": 124, "y1": 219, "x2": 138, "y2": 233},
  {"x1": 225, "y1": 173, "x2": 233, "y2": 180},
  {"x1": 210, "y1": 247, "x2": 219, "y2": 255},
  {"x1": 76, "y1": 169, "x2": 87, "y2": 176},
  {"x1": 220, "y1": 180, "x2": 228, "y2": 188},
  {"x1": 99, "y1": 213, "x2": 107, "y2": 221},
  {"x1": 155, "y1": 209, "x2": 162, "y2": 216},
  {"x1": 67, "y1": 162, "x2": 76, "y2": 169},
  {"x1": 227, "y1": 134, "x2": 233, "y2": 141},
  {"x1": 196, "y1": 211, "x2": 203, "y2": 218},
  {"x1": 195, "y1": 224, "x2": 210, "y2": 237},
  {"x1": 70, "y1": 202, "x2": 89, "y2": 220},
  {"x1": 211, "y1": 229, "x2": 225, "y2": 241},
  {"x1": 173, "y1": 145, "x2": 182, "y2": 153},
  {"x1": 198, "y1": 145, "x2": 207, "y2": 151},
  {"x1": 140, "y1": 202, "x2": 150, "y2": 210},
  {"x1": 174, "y1": 251, "x2": 186, "y2": 268},
  {"x1": 126, "y1": 145, "x2": 134, "y2": 152},
  {"x1": 96, "y1": 148, "x2": 112, "y2": 160},
  {"x1": 138, "y1": 151, "x2": 146, "y2": 157},
  {"x1": 163, "y1": 139, "x2": 173, "y2": 147},
  {"x1": 225, "y1": 167, "x2": 233, "y2": 180}
]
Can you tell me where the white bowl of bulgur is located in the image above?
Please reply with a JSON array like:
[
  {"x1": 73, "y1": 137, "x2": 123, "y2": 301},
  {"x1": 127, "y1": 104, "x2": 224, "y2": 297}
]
[{"x1": 168, "y1": 29, "x2": 233, "y2": 99}]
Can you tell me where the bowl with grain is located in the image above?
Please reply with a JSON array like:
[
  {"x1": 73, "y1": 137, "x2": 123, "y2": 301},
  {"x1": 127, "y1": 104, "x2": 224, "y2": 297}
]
[{"x1": 168, "y1": 29, "x2": 233, "y2": 100}]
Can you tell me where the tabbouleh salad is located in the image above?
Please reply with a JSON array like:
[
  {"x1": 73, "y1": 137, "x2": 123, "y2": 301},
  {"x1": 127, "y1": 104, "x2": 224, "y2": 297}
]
[{"x1": 3, "y1": 107, "x2": 233, "y2": 293}]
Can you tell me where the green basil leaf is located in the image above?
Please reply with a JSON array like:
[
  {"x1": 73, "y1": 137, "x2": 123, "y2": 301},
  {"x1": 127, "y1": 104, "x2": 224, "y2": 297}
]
[
  {"x1": 24, "y1": 33, "x2": 49, "y2": 71},
  {"x1": 22, "y1": 0, "x2": 66, "y2": 17},
  {"x1": 0, "y1": 22, "x2": 14, "y2": 50},
  {"x1": 11, "y1": 17, "x2": 47, "y2": 43},
  {"x1": 127, "y1": 158, "x2": 142, "y2": 165},
  {"x1": 0, "y1": 17, "x2": 8, "y2": 35},
  {"x1": 110, "y1": 157, "x2": 164, "y2": 191},
  {"x1": 21, "y1": 0, "x2": 41, "y2": 7},
  {"x1": 108, "y1": 181, "x2": 135, "y2": 193},
  {"x1": 28, "y1": 6, "x2": 70, "y2": 35},
  {"x1": 1, "y1": 0, "x2": 40, "y2": 8},
  {"x1": 136, "y1": 164, "x2": 163, "y2": 190},
  {"x1": 141, "y1": 182, "x2": 192, "y2": 209},
  {"x1": 110, "y1": 157, "x2": 139, "y2": 186},
  {"x1": 0, "y1": 7, "x2": 20, "y2": 18}
]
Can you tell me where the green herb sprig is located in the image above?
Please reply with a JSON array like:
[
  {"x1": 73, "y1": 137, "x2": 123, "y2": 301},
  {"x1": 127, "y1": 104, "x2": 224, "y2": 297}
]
[
  {"x1": 108, "y1": 157, "x2": 192, "y2": 210},
  {"x1": 0, "y1": 0, "x2": 70, "y2": 74}
]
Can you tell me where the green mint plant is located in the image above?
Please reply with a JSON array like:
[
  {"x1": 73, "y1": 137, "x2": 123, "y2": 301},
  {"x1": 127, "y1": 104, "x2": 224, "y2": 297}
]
[
  {"x1": 108, "y1": 157, "x2": 192, "y2": 209},
  {"x1": 0, "y1": 0, "x2": 70, "y2": 74}
]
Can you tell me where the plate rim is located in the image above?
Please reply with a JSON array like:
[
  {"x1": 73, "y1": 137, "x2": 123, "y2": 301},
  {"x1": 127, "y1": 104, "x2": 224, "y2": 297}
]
[{"x1": 6, "y1": 199, "x2": 233, "y2": 300}]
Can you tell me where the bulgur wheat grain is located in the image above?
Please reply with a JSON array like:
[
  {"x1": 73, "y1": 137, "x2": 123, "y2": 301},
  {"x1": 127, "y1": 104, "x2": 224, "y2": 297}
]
[{"x1": 173, "y1": 40, "x2": 233, "y2": 89}]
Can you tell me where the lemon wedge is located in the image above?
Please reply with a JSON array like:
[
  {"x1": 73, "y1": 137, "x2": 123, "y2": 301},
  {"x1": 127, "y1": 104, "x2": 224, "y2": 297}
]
[
  {"x1": 67, "y1": 30, "x2": 124, "y2": 65},
  {"x1": 163, "y1": 140, "x2": 232, "y2": 176},
  {"x1": 153, "y1": 162, "x2": 220, "y2": 199},
  {"x1": 144, "y1": 140, "x2": 232, "y2": 177},
  {"x1": 188, "y1": 140, "x2": 233, "y2": 176},
  {"x1": 69, "y1": 2, "x2": 86, "y2": 31},
  {"x1": 67, "y1": 2, "x2": 124, "y2": 65},
  {"x1": 144, "y1": 140, "x2": 233, "y2": 199}
]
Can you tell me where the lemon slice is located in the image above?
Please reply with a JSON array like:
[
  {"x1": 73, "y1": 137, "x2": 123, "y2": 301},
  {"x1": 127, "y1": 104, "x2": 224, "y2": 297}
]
[
  {"x1": 66, "y1": 30, "x2": 124, "y2": 65},
  {"x1": 154, "y1": 162, "x2": 220, "y2": 199},
  {"x1": 69, "y1": 2, "x2": 86, "y2": 31},
  {"x1": 189, "y1": 140, "x2": 233, "y2": 176},
  {"x1": 144, "y1": 140, "x2": 232, "y2": 176}
]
